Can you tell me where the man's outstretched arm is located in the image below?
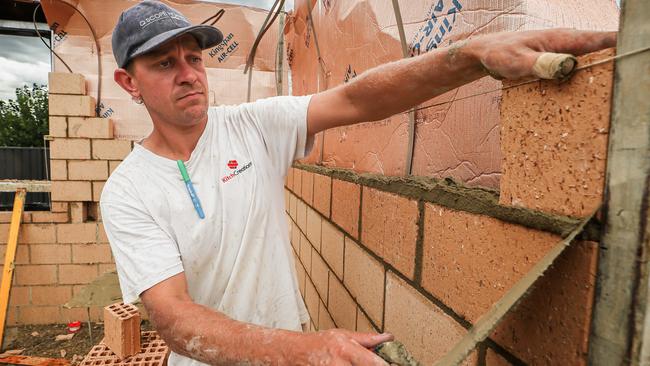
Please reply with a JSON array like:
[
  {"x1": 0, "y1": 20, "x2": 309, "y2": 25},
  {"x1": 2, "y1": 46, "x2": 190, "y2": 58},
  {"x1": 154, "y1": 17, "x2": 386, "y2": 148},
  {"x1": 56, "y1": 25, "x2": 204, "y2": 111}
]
[
  {"x1": 306, "y1": 29, "x2": 617, "y2": 136},
  {"x1": 142, "y1": 272, "x2": 392, "y2": 365}
]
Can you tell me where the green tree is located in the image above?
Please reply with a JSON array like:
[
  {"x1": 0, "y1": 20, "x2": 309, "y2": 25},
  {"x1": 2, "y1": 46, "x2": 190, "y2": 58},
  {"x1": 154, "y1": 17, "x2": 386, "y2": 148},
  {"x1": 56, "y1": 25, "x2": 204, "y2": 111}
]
[{"x1": 0, "y1": 83, "x2": 48, "y2": 147}]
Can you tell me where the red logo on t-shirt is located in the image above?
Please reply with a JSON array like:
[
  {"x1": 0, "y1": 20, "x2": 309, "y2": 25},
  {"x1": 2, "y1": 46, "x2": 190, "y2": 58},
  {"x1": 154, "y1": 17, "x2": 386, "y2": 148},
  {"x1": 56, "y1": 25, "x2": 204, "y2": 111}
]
[{"x1": 227, "y1": 160, "x2": 238, "y2": 169}]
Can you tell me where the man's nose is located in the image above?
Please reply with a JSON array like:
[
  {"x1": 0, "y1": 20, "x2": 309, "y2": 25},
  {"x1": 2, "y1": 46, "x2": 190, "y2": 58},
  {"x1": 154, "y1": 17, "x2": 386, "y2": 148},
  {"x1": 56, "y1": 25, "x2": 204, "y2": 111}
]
[{"x1": 176, "y1": 58, "x2": 198, "y2": 85}]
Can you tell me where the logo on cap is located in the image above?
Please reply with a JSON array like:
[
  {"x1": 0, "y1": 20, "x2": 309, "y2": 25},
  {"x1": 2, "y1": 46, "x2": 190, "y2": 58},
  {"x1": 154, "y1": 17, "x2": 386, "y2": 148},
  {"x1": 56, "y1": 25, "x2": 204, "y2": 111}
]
[
  {"x1": 139, "y1": 10, "x2": 186, "y2": 28},
  {"x1": 227, "y1": 160, "x2": 238, "y2": 169}
]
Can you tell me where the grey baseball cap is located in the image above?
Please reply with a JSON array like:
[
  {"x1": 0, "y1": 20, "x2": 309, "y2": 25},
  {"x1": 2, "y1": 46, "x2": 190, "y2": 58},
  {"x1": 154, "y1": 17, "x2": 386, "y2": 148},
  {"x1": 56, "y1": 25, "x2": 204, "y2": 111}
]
[{"x1": 112, "y1": 1, "x2": 224, "y2": 68}]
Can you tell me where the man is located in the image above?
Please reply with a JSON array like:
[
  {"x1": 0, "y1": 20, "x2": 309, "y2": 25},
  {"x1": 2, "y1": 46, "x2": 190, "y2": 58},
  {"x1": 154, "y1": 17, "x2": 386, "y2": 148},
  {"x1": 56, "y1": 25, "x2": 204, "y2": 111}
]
[{"x1": 101, "y1": 1, "x2": 616, "y2": 365}]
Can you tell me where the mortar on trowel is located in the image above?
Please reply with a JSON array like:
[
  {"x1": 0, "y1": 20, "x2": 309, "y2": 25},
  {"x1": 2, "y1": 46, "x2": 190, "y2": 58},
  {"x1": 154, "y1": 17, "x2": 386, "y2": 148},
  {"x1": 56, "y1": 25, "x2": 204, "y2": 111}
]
[{"x1": 374, "y1": 341, "x2": 421, "y2": 366}]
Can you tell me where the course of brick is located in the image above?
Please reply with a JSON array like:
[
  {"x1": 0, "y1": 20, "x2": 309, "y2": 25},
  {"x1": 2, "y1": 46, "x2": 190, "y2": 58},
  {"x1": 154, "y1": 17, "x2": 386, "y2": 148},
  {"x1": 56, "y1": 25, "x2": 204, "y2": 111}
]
[
  {"x1": 286, "y1": 49, "x2": 614, "y2": 365},
  {"x1": 79, "y1": 331, "x2": 168, "y2": 366},
  {"x1": 0, "y1": 72, "x2": 129, "y2": 324}
]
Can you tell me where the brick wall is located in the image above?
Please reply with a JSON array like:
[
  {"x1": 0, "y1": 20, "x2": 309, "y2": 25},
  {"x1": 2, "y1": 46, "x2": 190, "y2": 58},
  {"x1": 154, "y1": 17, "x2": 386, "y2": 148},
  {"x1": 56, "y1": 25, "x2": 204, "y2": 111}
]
[
  {"x1": 286, "y1": 49, "x2": 613, "y2": 365},
  {"x1": 0, "y1": 73, "x2": 131, "y2": 325}
]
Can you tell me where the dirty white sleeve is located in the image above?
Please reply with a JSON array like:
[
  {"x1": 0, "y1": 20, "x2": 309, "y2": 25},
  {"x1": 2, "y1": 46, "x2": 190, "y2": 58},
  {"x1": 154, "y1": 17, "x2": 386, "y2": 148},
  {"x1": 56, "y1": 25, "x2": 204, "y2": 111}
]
[
  {"x1": 100, "y1": 198, "x2": 184, "y2": 304},
  {"x1": 237, "y1": 95, "x2": 313, "y2": 177}
]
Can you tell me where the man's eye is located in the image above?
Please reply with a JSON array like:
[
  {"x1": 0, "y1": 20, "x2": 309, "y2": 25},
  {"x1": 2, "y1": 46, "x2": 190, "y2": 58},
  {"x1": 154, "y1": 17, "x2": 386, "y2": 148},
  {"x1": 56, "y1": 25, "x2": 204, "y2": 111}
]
[
  {"x1": 160, "y1": 60, "x2": 171, "y2": 68},
  {"x1": 191, "y1": 56, "x2": 202, "y2": 63}
]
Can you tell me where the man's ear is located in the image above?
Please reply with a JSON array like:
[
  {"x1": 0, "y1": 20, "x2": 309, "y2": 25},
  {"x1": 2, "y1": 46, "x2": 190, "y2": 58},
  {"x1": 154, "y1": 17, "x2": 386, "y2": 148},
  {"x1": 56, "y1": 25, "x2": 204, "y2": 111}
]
[{"x1": 114, "y1": 68, "x2": 140, "y2": 100}]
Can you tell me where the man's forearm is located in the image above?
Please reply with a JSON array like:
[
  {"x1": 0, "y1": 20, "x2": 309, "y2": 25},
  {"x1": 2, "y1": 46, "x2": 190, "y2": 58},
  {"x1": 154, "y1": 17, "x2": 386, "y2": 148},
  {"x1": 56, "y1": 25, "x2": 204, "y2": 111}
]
[
  {"x1": 342, "y1": 39, "x2": 485, "y2": 123},
  {"x1": 149, "y1": 299, "x2": 295, "y2": 365}
]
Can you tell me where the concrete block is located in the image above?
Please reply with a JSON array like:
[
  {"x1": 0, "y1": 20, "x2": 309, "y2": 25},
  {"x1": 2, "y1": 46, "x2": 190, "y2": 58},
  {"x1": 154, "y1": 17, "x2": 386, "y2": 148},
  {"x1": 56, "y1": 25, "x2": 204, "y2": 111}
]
[
  {"x1": 356, "y1": 307, "x2": 378, "y2": 333},
  {"x1": 30, "y1": 244, "x2": 72, "y2": 264},
  {"x1": 15, "y1": 265, "x2": 57, "y2": 285},
  {"x1": 18, "y1": 306, "x2": 60, "y2": 325},
  {"x1": 57, "y1": 223, "x2": 97, "y2": 243},
  {"x1": 296, "y1": 199, "x2": 307, "y2": 231},
  {"x1": 331, "y1": 179, "x2": 360, "y2": 238},
  {"x1": 93, "y1": 181, "x2": 106, "y2": 202},
  {"x1": 499, "y1": 49, "x2": 615, "y2": 217},
  {"x1": 421, "y1": 203, "x2": 559, "y2": 322},
  {"x1": 344, "y1": 236, "x2": 385, "y2": 327},
  {"x1": 51, "y1": 181, "x2": 92, "y2": 202},
  {"x1": 59, "y1": 264, "x2": 98, "y2": 285},
  {"x1": 68, "y1": 160, "x2": 109, "y2": 181},
  {"x1": 294, "y1": 169, "x2": 303, "y2": 196},
  {"x1": 103, "y1": 303, "x2": 141, "y2": 360},
  {"x1": 19, "y1": 224, "x2": 56, "y2": 244},
  {"x1": 318, "y1": 300, "x2": 336, "y2": 330},
  {"x1": 304, "y1": 278, "x2": 319, "y2": 325},
  {"x1": 361, "y1": 187, "x2": 418, "y2": 279},
  {"x1": 92, "y1": 140, "x2": 132, "y2": 160},
  {"x1": 49, "y1": 94, "x2": 95, "y2": 116},
  {"x1": 68, "y1": 117, "x2": 114, "y2": 139},
  {"x1": 73, "y1": 244, "x2": 113, "y2": 264},
  {"x1": 108, "y1": 160, "x2": 122, "y2": 175},
  {"x1": 299, "y1": 233, "x2": 312, "y2": 274},
  {"x1": 51, "y1": 202, "x2": 69, "y2": 213},
  {"x1": 50, "y1": 138, "x2": 91, "y2": 160},
  {"x1": 48, "y1": 72, "x2": 86, "y2": 95},
  {"x1": 311, "y1": 251, "x2": 329, "y2": 303},
  {"x1": 30, "y1": 211, "x2": 69, "y2": 223},
  {"x1": 31, "y1": 286, "x2": 73, "y2": 306}
]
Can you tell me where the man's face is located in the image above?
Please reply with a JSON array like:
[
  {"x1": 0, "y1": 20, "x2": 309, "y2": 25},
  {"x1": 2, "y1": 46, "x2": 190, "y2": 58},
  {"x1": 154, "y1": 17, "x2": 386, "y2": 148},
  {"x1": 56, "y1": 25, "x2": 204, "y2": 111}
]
[{"x1": 129, "y1": 34, "x2": 209, "y2": 127}]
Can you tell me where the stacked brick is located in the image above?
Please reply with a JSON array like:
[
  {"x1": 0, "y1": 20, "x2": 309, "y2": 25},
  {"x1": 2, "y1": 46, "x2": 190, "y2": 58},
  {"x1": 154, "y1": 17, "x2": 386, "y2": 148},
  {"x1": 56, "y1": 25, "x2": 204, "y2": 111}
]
[
  {"x1": 104, "y1": 303, "x2": 142, "y2": 359},
  {"x1": 285, "y1": 49, "x2": 614, "y2": 365},
  {"x1": 0, "y1": 72, "x2": 132, "y2": 324},
  {"x1": 80, "y1": 331, "x2": 168, "y2": 366}
]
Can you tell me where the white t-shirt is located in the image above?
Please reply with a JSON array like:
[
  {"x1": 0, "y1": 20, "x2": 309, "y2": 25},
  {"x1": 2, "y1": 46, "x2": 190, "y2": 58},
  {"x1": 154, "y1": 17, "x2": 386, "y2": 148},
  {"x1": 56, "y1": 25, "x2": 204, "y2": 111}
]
[{"x1": 100, "y1": 95, "x2": 312, "y2": 366}]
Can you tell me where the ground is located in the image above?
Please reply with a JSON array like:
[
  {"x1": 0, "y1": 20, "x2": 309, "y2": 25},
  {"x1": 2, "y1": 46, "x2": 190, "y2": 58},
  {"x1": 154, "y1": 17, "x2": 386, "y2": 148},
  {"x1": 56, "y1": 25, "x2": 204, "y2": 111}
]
[{"x1": 2, "y1": 321, "x2": 154, "y2": 365}]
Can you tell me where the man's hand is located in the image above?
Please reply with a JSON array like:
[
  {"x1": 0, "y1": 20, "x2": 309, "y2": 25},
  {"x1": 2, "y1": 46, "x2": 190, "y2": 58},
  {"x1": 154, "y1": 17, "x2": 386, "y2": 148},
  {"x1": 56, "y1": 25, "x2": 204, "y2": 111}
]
[
  {"x1": 285, "y1": 328, "x2": 394, "y2": 365},
  {"x1": 472, "y1": 29, "x2": 617, "y2": 80}
]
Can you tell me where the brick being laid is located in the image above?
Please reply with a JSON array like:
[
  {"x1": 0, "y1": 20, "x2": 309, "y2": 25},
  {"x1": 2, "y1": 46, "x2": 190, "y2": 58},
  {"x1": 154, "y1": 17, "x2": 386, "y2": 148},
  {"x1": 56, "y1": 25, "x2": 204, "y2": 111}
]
[
  {"x1": 80, "y1": 331, "x2": 168, "y2": 366},
  {"x1": 103, "y1": 303, "x2": 142, "y2": 360}
]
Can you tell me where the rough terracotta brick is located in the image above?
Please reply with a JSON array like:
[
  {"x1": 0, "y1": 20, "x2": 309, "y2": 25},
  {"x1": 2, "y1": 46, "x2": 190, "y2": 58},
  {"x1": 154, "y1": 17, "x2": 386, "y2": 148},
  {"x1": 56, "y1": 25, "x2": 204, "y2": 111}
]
[
  {"x1": 104, "y1": 302, "x2": 141, "y2": 359},
  {"x1": 318, "y1": 300, "x2": 336, "y2": 330},
  {"x1": 68, "y1": 160, "x2": 108, "y2": 181},
  {"x1": 491, "y1": 241, "x2": 599, "y2": 365},
  {"x1": 486, "y1": 349, "x2": 512, "y2": 366},
  {"x1": 421, "y1": 203, "x2": 559, "y2": 322},
  {"x1": 48, "y1": 72, "x2": 86, "y2": 95},
  {"x1": 30, "y1": 211, "x2": 69, "y2": 223},
  {"x1": 499, "y1": 49, "x2": 614, "y2": 217},
  {"x1": 286, "y1": 167, "x2": 294, "y2": 191},
  {"x1": 331, "y1": 179, "x2": 360, "y2": 238},
  {"x1": 93, "y1": 181, "x2": 106, "y2": 202},
  {"x1": 304, "y1": 278, "x2": 319, "y2": 323},
  {"x1": 19, "y1": 224, "x2": 56, "y2": 244},
  {"x1": 321, "y1": 220, "x2": 344, "y2": 279},
  {"x1": 299, "y1": 233, "x2": 312, "y2": 274},
  {"x1": 108, "y1": 160, "x2": 122, "y2": 175},
  {"x1": 296, "y1": 198, "x2": 307, "y2": 232},
  {"x1": 291, "y1": 221, "x2": 300, "y2": 253},
  {"x1": 50, "y1": 202, "x2": 69, "y2": 213},
  {"x1": 361, "y1": 188, "x2": 418, "y2": 279},
  {"x1": 59, "y1": 264, "x2": 98, "y2": 284},
  {"x1": 384, "y1": 272, "x2": 470, "y2": 365},
  {"x1": 356, "y1": 307, "x2": 378, "y2": 333},
  {"x1": 30, "y1": 244, "x2": 71, "y2": 264},
  {"x1": 31, "y1": 286, "x2": 72, "y2": 306},
  {"x1": 50, "y1": 138, "x2": 91, "y2": 160},
  {"x1": 327, "y1": 273, "x2": 356, "y2": 330},
  {"x1": 311, "y1": 251, "x2": 329, "y2": 303},
  {"x1": 73, "y1": 244, "x2": 112, "y2": 264},
  {"x1": 49, "y1": 117, "x2": 67, "y2": 137},
  {"x1": 68, "y1": 117, "x2": 114, "y2": 138},
  {"x1": 295, "y1": 256, "x2": 307, "y2": 295},
  {"x1": 294, "y1": 169, "x2": 303, "y2": 196},
  {"x1": 49, "y1": 94, "x2": 95, "y2": 116},
  {"x1": 289, "y1": 193, "x2": 298, "y2": 221},
  {"x1": 305, "y1": 206, "x2": 322, "y2": 251},
  {"x1": 92, "y1": 140, "x2": 132, "y2": 160},
  {"x1": 51, "y1": 181, "x2": 92, "y2": 202},
  {"x1": 18, "y1": 306, "x2": 60, "y2": 324},
  {"x1": 344, "y1": 236, "x2": 385, "y2": 327},
  {"x1": 15, "y1": 265, "x2": 57, "y2": 285},
  {"x1": 301, "y1": 170, "x2": 314, "y2": 205},
  {"x1": 8, "y1": 287, "x2": 30, "y2": 306},
  {"x1": 313, "y1": 174, "x2": 332, "y2": 218}
]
